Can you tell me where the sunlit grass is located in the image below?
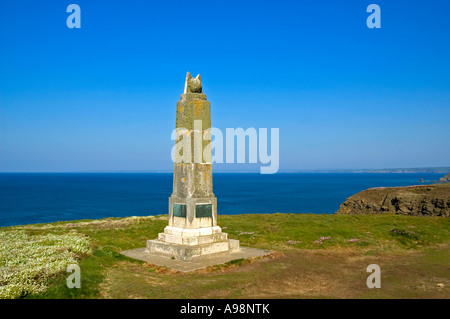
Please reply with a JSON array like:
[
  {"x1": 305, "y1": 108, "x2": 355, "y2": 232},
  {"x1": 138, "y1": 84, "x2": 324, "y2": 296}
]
[{"x1": 0, "y1": 214, "x2": 449, "y2": 298}]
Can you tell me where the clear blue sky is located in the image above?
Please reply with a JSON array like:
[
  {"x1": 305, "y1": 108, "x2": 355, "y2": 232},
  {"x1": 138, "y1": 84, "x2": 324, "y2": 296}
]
[{"x1": 1, "y1": 0, "x2": 449, "y2": 172}]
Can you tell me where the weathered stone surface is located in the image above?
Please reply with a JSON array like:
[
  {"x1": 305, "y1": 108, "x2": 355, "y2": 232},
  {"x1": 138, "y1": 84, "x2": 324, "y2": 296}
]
[
  {"x1": 141, "y1": 73, "x2": 240, "y2": 262},
  {"x1": 145, "y1": 238, "x2": 239, "y2": 262},
  {"x1": 122, "y1": 246, "x2": 274, "y2": 272},
  {"x1": 170, "y1": 73, "x2": 216, "y2": 230},
  {"x1": 335, "y1": 184, "x2": 450, "y2": 217},
  {"x1": 439, "y1": 173, "x2": 450, "y2": 183},
  {"x1": 184, "y1": 72, "x2": 203, "y2": 94}
]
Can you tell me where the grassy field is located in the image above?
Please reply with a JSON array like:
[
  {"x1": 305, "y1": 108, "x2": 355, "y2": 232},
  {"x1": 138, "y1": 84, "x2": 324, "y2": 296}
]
[{"x1": 0, "y1": 213, "x2": 449, "y2": 299}]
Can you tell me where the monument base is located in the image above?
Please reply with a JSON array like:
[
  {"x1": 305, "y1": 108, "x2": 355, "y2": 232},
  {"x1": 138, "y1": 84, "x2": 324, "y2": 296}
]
[
  {"x1": 122, "y1": 246, "x2": 274, "y2": 272},
  {"x1": 145, "y1": 226, "x2": 240, "y2": 261}
]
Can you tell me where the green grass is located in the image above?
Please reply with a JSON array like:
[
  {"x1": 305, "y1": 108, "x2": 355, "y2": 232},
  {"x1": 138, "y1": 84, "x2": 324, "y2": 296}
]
[
  {"x1": 1, "y1": 214, "x2": 449, "y2": 299},
  {"x1": 220, "y1": 213, "x2": 450, "y2": 251}
]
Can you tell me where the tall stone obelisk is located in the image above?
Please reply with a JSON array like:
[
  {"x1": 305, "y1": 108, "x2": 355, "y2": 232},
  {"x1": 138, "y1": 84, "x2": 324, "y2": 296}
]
[{"x1": 146, "y1": 72, "x2": 239, "y2": 261}]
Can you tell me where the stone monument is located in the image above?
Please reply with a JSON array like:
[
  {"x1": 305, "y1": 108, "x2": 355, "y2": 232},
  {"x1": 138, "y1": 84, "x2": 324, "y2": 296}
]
[{"x1": 145, "y1": 72, "x2": 240, "y2": 261}]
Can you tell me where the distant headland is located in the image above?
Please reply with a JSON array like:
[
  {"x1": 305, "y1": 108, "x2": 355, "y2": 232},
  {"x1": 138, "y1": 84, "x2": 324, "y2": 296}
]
[{"x1": 280, "y1": 167, "x2": 450, "y2": 174}]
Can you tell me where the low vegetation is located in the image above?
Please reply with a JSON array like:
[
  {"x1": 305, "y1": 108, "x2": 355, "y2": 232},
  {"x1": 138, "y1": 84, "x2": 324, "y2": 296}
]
[
  {"x1": 0, "y1": 230, "x2": 91, "y2": 298},
  {"x1": 0, "y1": 214, "x2": 449, "y2": 298}
]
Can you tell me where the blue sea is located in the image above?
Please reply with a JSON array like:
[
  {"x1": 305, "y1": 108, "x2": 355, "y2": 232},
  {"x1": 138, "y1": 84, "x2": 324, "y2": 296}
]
[{"x1": 0, "y1": 173, "x2": 443, "y2": 227}]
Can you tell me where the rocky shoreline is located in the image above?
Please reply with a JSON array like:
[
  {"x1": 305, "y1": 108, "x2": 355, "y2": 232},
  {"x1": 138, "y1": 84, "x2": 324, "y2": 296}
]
[
  {"x1": 335, "y1": 184, "x2": 450, "y2": 217},
  {"x1": 439, "y1": 173, "x2": 450, "y2": 183}
]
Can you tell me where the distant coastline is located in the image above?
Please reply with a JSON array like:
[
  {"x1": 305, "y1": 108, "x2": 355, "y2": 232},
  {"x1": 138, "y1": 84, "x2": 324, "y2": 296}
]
[
  {"x1": 1, "y1": 167, "x2": 449, "y2": 174},
  {"x1": 278, "y1": 167, "x2": 450, "y2": 174}
]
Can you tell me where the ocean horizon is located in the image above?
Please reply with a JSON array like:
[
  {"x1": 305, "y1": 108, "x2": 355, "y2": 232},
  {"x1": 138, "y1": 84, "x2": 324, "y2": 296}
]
[{"x1": 0, "y1": 172, "x2": 443, "y2": 227}]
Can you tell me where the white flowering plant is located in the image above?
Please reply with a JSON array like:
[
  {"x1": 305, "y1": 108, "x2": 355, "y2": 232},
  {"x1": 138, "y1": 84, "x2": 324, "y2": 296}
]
[{"x1": 0, "y1": 230, "x2": 92, "y2": 299}]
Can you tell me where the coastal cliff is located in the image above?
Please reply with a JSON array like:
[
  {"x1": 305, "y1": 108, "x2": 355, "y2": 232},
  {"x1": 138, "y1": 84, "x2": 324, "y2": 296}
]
[
  {"x1": 439, "y1": 173, "x2": 450, "y2": 183},
  {"x1": 336, "y1": 184, "x2": 450, "y2": 217}
]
